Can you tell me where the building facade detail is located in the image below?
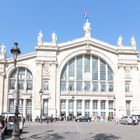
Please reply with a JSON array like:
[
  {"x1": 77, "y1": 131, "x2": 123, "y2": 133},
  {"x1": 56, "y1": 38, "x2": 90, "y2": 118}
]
[{"x1": 0, "y1": 20, "x2": 140, "y2": 121}]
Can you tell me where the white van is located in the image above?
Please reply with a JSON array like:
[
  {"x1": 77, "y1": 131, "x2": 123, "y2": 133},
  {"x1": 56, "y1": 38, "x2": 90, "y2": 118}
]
[{"x1": 2, "y1": 112, "x2": 24, "y2": 133}]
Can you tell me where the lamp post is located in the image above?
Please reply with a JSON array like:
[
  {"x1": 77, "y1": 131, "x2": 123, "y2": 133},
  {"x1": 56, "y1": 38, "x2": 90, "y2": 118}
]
[
  {"x1": 113, "y1": 96, "x2": 116, "y2": 117},
  {"x1": 11, "y1": 42, "x2": 21, "y2": 140},
  {"x1": 71, "y1": 96, "x2": 75, "y2": 119},
  {"x1": 39, "y1": 88, "x2": 43, "y2": 123}
]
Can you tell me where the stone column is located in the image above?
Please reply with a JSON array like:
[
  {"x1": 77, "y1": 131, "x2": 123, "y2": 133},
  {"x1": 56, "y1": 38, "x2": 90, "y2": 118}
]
[
  {"x1": 0, "y1": 73, "x2": 5, "y2": 113},
  {"x1": 115, "y1": 65, "x2": 125, "y2": 117},
  {"x1": 33, "y1": 60, "x2": 43, "y2": 120},
  {"x1": 90, "y1": 100, "x2": 93, "y2": 117},
  {"x1": 74, "y1": 99, "x2": 77, "y2": 117},
  {"x1": 106, "y1": 100, "x2": 109, "y2": 118},
  {"x1": 82, "y1": 99, "x2": 85, "y2": 116},
  {"x1": 49, "y1": 63, "x2": 57, "y2": 116},
  {"x1": 66, "y1": 99, "x2": 69, "y2": 117},
  {"x1": 23, "y1": 99, "x2": 26, "y2": 118},
  {"x1": 131, "y1": 66, "x2": 139, "y2": 114},
  {"x1": 98, "y1": 100, "x2": 101, "y2": 116}
]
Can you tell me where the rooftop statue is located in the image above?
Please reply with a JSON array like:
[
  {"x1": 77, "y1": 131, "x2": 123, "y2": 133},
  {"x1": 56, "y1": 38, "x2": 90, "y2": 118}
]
[
  {"x1": 37, "y1": 31, "x2": 43, "y2": 45},
  {"x1": 130, "y1": 36, "x2": 136, "y2": 47},
  {"x1": 52, "y1": 31, "x2": 57, "y2": 43},
  {"x1": 83, "y1": 19, "x2": 91, "y2": 33},
  {"x1": 117, "y1": 35, "x2": 123, "y2": 47},
  {"x1": 0, "y1": 45, "x2": 6, "y2": 55}
]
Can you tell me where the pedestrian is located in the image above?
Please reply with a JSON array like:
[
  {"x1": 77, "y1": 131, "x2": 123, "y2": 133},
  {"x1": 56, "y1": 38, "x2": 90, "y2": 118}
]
[{"x1": 0, "y1": 115, "x2": 6, "y2": 140}]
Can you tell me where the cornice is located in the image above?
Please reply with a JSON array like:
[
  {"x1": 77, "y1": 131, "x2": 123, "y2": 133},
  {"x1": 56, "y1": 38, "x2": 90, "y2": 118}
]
[{"x1": 7, "y1": 52, "x2": 36, "y2": 64}]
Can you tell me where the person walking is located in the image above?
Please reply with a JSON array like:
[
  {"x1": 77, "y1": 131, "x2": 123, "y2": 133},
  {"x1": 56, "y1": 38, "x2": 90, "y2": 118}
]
[{"x1": 0, "y1": 115, "x2": 6, "y2": 140}]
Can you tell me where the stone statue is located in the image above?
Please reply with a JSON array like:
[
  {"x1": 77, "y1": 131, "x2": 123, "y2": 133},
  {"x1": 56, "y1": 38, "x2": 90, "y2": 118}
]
[
  {"x1": 83, "y1": 19, "x2": 91, "y2": 33},
  {"x1": 130, "y1": 35, "x2": 136, "y2": 47},
  {"x1": 117, "y1": 35, "x2": 123, "y2": 46},
  {"x1": 52, "y1": 31, "x2": 57, "y2": 43},
  {"x1": 0, "y1": 45, "x2": 6, "y2": 55},
  {"x1": 37, "y1": 31, "x2": 43, "y2": 45}
]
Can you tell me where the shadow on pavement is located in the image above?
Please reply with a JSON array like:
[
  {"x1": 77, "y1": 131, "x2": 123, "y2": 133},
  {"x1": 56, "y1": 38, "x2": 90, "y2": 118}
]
[
  {"x1": 4, "y1": 130, "x2": 29, "y2": 139},
  {"x1": 90, "y1": 133, "x2": 120, "y2": 140},
  {"x1": 29, "y1": 132, "x2": 65, "y2": 139}
]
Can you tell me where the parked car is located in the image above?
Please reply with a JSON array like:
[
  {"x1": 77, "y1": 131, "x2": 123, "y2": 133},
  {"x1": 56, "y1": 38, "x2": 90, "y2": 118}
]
[
  {"x1": 131, "y1": 115, "x2": 140, "y2": 122},
  {"x1": 75, "y1": 116, "x2": 91, "y2": 122},
  {"x1": 2, "y1": 112, "x2": 24, "y2": 133},
  {"x1": 119, "y1": 116, "x2": 133, "y2": 125}
]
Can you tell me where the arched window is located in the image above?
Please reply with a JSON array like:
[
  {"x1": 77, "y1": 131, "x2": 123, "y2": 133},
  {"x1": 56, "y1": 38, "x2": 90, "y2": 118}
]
[
  {"x1": 125, "y1": 82, "x2": 130, "y2": 92},
  {"x1": 43, "y1": 80, "x2": 49, "y2": 91},
  {"x1": 60, "y1": 54, "x2": 114, "y2": 93},
  {"x1": 9, "y1": 67, "x2": 33, "y2": 91}
]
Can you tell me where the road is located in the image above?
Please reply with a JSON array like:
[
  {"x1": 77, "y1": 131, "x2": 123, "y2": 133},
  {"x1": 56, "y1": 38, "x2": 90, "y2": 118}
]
[{"x1": 5, "y1": 121, "x2": 140, "y2": 140}]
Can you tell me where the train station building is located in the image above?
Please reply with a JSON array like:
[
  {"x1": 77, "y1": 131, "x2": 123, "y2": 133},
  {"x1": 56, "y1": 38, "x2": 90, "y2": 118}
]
[{"x1": 0, "y1": 20, "x2": 140, "y2": 121}]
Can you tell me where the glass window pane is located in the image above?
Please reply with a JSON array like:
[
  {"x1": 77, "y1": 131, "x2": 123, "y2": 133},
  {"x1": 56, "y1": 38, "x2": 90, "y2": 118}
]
[
  {"x1": 100, "y1": 60, "x2": 106, "y2": 80},
  {"x1": 26, "y1": 99, "x2": 32, "y2": 117},
  {"x1": 93, "y1": 100, "x2": 98, "y2": 110},
  {"x1": 84, "y1": 82, "x2": 90, "y2": 91},
  {"x1": 76, "y1": 81, "x2": 83, "y2": 91},
  {"x1": 101, "y1": 100, "x2": 106, "y2": 109},
  {"x1": 92, "y1": 82, "x2": 98, "y2": 91},
  {"x1": 61, "y1": 65, "x2": 67, "y2": 79},
  {"x1": 68, "y1": 100, "x2": 74, "y2": 110},
  {"x1": 108, "y1": 67, "x2": 113, "y2": 80},
  {"x1": 85, "y1": 100, "x2": 90, "y2": 109},
  {"x1": 68, "y1": 82, "x2": 75, "y2": 91},
  {"x1": 77, "y1": 56, "x2": 83, "y2": 80},
  {"x1": 43, "y1": 81, "x2": 49, "y2": 91},
  {"x1": 27, "y1": 70, "x2": 33, "y2": 79},
  {"x1": 108, "y1": 83, "x2": 113, "y2": 92},
  {"x1": 9, "y1": 79, "x2": 16, "y2": 90},
  {"x1": 92, "y1": 56, "x2": 98, "y2": 80},
  {"x1": 19, "y1": 68, "x2": 25, "y2": 79},
  {"x1": 27, "y1": 80, "x2": 33, "y2": 90},
  {"x1": 61, "y1": 81, "x2": 66, "y2": 91},
  {"x1": 69, "y1": 58, "x2": 75, "y2": 78},
  {"x1": 100, "y1": 82, "x2": 106, "y2": 92},
  {"x1": 84, "y1": 55, "x2": 90, "y2": 73},
  {"x1": 9, "y1": 99, "x2": 14, "y2": 113},
  {"x1": 108, "y1": 100, "x2": 113, "y2": 109},
  {"x1": 60, "y1": 100, "x2": 66, "y2": 110},
  {"x1": 11, "y1": 70, "x2": 16, "y2": 78},
  {"x1": 77, "y1": 100, "x2": 82, "y2": 109},
  {"x1": 18, "y1": 80, "x2": 24, "y2": 90}
]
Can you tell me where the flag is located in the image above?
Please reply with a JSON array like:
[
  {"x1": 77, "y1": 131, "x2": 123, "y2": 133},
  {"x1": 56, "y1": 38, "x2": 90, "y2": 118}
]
[{"x1": 83, "y1": 11, "x2": 87, "y2": 20}]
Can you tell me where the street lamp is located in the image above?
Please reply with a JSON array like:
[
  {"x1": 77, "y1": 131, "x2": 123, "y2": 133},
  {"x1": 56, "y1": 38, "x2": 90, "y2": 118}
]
[
  {"x1": 113, "y1": 96, "x2": 116, "y2": 117},
  {"x1": 71, "y1": 96, "x2": 75, "y2": 118},
  {"x1": 10, "y1": 42, "x2": 21, "y2": 140},
  {"x1": 39, "y1": 88, "x2": 43, "y2": 123}
]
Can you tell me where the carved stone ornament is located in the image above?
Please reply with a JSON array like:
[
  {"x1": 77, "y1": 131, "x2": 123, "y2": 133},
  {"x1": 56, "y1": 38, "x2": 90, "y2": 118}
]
[
  {"x1": 125, "y1": 67, "x2": 131, "y2": 79},
  {"x1": 43, "y1": 64, "x2": 50, "y2": 74},
  {"x1": 125, "y1": 68, "x2": 130, "y2": 73}
]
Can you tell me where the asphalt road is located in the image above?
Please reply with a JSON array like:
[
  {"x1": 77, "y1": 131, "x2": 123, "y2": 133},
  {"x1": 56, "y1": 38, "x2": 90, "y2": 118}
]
[{"x1": 5, "y1": 121, "x2": 140, "y2": 140}]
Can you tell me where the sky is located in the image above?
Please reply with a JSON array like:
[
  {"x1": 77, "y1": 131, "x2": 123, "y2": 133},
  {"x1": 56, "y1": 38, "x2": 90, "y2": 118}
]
[{"x1": 0, "y1": 0, "x2": 140, "y2": 58}]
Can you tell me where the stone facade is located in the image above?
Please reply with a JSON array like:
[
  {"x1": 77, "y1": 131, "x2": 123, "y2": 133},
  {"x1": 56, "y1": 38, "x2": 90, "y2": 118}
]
[{"x1": 0, "y1": 21, "x2": 140, "y2": 121}]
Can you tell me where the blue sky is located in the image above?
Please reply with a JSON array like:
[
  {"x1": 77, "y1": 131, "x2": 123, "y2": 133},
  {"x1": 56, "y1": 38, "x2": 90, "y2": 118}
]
[{"x1": 0, "y1": 0, "x2": 140, "y2": 57}]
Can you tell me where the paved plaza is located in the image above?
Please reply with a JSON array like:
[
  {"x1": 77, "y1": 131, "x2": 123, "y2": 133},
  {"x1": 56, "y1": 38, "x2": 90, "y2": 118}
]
[{"x1": 5, "y1": 121, "x2": 140, "y2": 140}]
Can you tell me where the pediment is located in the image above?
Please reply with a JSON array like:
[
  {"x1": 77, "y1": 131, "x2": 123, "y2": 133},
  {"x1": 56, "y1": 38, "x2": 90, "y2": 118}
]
[
  {"x1": 58, "y1": 37, "x2": 117, "y2": 54},
  {"x1": 58, "y1": 37, "x2": 137, "y2": 55}
]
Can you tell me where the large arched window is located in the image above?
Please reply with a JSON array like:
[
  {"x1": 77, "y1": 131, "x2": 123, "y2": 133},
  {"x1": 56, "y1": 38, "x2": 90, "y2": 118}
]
[
  {"x1": 9, "y1": 67, "x2": 33, "y2": 91},
  {"x1": 60, "y1": 55, "x2": 113, "y2": 93}
]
